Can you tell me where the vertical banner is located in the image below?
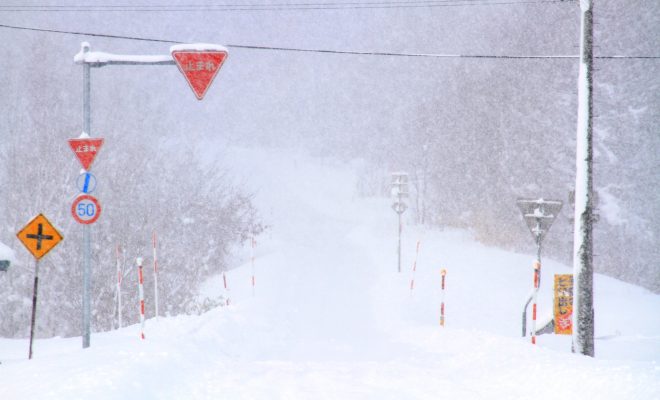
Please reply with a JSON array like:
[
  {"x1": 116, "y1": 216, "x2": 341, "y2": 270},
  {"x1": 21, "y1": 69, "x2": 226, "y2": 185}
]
[{"x1": 554, "y1": 274, "x2": 573, "y2": 335}]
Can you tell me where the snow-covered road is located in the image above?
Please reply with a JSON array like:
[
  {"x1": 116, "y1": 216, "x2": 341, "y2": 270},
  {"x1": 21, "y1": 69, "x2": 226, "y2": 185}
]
[{"x1": 1, "y1": 147, "x2": 658, "y2": 399}]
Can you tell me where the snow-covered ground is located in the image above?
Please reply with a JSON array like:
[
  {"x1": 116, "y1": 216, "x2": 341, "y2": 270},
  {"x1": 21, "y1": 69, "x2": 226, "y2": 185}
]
[
  {"x1": 1, "y1": 147, "x2": 658, "y2": 399},
  {"x1": 0, "y1": 241, "x2": 15, "y2": 264}
]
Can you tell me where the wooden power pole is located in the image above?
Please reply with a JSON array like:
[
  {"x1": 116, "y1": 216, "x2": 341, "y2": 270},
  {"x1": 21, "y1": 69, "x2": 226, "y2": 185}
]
[{"x1": 572, "y1": 0, "x2": 595, "y2": 357}]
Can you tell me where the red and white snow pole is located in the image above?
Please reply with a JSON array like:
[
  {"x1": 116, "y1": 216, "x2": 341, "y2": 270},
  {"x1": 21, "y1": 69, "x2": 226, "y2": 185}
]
[
  {"x1": 409, "y1": 240, "x2": 421, "y2": 294},
  {"x1": 531, "y1": 260, "x2": 541, "y2": 344},
  {"x1": 115, "y1": 244, "x2": 123, "y2": 329},
  {"x1": 223, "y1": 270, "x2": 230, "y2": 306},
  {"x1": 152, "y1": 230, "x2": 159, "y2": 320},
  {"x1": 251, "y1": 237, "x2": 256, "y2": 297},
  {"x1": 137, "y1": 257, "x2": 146, "y2": 340},
  {"x1": 440, "y1": 269, "x2": 447, "y2": 327}
]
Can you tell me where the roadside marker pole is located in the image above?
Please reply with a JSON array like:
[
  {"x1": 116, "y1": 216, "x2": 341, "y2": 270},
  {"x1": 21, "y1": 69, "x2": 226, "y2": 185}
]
[
  {"x1": 531, "y1": 261, "x2": 541, "y2": 344},
  {"x1": 152, "y1": 231, "x2": 159, "y2": 320},
  {"x1": 223, "y1": 271, "x2": 230, "y2": 306},
  {"x1": 115, "y1": 244, "x2": 123, "y2": 329},
  {"x1": 251, "y1": 237, "x2": 256, "y2": 297},
  {"x1": 440, "y1": 269, "x2": 447, "y2": 327},
  {"x1": 137, "y1": 257, "x2": 145, "y2": 340},
  {"x1": 409, "y1": 240, "x2": 421, "y2": 294}
]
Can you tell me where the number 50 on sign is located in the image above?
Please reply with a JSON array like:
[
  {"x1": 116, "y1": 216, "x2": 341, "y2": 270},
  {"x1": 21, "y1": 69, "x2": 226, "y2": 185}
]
[{"x1": 71, "y1": 194, "x2": 102, "y2": 225}]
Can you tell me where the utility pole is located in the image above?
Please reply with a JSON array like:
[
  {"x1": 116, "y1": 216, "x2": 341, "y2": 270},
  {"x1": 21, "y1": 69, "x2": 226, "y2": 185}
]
[{"x1": 572, "y1": 0, "x2": 595, "y2": 357}]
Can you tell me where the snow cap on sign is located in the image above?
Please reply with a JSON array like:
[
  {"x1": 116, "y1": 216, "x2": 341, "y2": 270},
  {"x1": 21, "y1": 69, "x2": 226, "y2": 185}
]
[{"x1": 170, "y1": 43, "x2": 228, "y2": 53}]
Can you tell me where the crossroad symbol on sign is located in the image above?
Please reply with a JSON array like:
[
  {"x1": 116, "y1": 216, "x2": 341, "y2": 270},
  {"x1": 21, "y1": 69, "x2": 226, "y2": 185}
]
[{"x1": 16, "y1": 214, "x2": 64, "y2": 260}]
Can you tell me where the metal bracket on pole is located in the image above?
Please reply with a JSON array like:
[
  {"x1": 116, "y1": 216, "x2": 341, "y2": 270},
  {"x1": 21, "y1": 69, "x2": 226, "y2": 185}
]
[{"x1": 74, "y1": 43, "x2": 176, "y2": 68}]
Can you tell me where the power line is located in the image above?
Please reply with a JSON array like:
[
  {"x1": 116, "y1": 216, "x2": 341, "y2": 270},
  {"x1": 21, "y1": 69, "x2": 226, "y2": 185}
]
[
  {"x1": 0, "y1": 0, "x2": 576, "y2": 12},
  {"x1": 0, "y1": 23, "x2": 657, "y2": 59},
  {"x1": 0, "y1": 23, "x2": 178, "y2": 44},
  {"x1": 0, "y1": 0, "x2": 561, "y2": 5}
]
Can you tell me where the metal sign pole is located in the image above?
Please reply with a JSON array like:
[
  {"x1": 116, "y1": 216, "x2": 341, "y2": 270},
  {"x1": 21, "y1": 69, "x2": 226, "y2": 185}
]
[
  {"x1": 391, "y1": 172, "x2": 408, "y2": 274},
  {"x1": 72, "y1": 42, "x2": 227, "y2": 347},
  {"x1": 28, "y1": 259, "x2": 40, "y2": 360},
  {"x1": 516, "y1": 198, "x2": 562, "y2": 340},
  {"x1": 83, "y1": 225, "x2": 91, "y2": 348},
  {"x1": 81, "y1": 44, "x2": 92, "y2": 349}
]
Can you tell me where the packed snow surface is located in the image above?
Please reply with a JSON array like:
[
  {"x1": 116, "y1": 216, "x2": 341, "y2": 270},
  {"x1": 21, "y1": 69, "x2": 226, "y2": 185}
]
[{"x1": 1, "y1": 147, "x2": 658, "y2": 399}]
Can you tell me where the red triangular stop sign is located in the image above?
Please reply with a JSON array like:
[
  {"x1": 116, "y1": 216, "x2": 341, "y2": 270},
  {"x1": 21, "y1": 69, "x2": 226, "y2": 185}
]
[
  {"x1": 172, "y1": 49, "x2": 228, "y2": 100},
  {"x1": 68, "y1": 138, "x2": 104, "y2": 170}
]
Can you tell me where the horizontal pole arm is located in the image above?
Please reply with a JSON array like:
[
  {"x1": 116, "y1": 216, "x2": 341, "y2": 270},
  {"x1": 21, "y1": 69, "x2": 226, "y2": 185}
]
[{"x1": 74, "y1": 50, "x2": 175, "y2": 66}]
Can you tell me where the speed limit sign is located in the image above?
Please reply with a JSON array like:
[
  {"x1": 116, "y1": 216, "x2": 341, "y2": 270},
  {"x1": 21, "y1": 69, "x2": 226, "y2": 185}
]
[{"x1": 71, "y1": 194, "x2": 102, "y2": 225}]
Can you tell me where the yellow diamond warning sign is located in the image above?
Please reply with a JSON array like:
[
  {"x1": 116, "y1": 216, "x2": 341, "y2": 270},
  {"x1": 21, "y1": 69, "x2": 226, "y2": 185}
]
[{"x1": 16, "y1": 214, "x2": 63, "y2": 260}]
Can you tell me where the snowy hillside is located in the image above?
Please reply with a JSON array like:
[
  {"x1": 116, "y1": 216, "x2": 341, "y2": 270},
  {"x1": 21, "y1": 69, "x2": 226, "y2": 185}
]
[{"x1": 1, "y1": 147, "x2": 658, "y2": 399}]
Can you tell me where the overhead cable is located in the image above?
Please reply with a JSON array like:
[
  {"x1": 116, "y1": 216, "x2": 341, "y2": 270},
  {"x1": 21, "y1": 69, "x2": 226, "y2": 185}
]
[{"x1": 0, "y1": 23, "x2": 657, "y2": 60}]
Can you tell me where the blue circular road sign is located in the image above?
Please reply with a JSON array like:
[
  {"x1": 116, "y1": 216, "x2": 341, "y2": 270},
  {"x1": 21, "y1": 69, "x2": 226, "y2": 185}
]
[{"x1": 76, "y1": 172, "x2": 97, "y2": 194}]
